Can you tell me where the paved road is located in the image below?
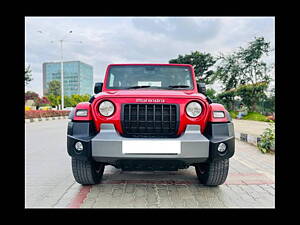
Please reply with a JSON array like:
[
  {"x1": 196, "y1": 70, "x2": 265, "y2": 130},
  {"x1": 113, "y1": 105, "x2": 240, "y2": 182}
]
[
  {"x1": 25, "y1": 119, "x2": 82, "y2": 208},
  {"x1": 25, "y1": 119, "x2": 275, "y2": 208},
  {"x1": 232, "y1": 119, "x2": 272, "y2": 137}
]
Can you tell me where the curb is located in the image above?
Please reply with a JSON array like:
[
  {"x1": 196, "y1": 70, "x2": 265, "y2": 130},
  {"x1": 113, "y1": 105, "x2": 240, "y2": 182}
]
[
  {"x1": 68, "y1": 185, "x2": 92, "y2": 208},
  {"x1": 235, "y1": 131, "x2": 275, "y2": 152},
  {"x1": 25, "y1": 116, "x2": 69, "y2": 123}
]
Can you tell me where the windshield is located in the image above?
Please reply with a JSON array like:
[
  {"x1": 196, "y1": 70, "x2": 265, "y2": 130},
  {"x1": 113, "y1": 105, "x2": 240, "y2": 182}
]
[{"x1": 106, "y1": 65, "x2": 194, "y2": 90}]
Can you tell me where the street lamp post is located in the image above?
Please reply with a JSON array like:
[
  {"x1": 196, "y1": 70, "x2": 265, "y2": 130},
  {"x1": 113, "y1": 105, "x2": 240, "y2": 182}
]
[
  {"x1": 60, "y1": 40, "x2": 64, "y2": 110},
  {"x1": 38, "y1": 30, "x2": 81, "y2": 110},
  {"x1": 58, "y1": 31, "x2": 73, "y2": 110}
]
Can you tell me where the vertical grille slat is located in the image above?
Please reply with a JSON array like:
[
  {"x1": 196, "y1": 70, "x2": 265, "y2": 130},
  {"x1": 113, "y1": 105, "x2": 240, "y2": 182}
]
[
  {"x1": 137, "y1": 104, "x2": 139, "y2": 132},
  {"x1": 161, "y1": 104, "x2": 164, "y2": 132},
  {"x1": 145, "y1": 104, "x2": 148, "y2": 133},
  {"x1": 129, "y1": 104, "x2": 131, "y2": 130},
  {"x1": 122, "y1": 103, "x2": 178, "y2": 137},
  {"x1": 169, "y1": 105, "x2": 172, "y2": 130},
  {"x1": 153, "y1": 105, "x2": 156, "y2": 131}
]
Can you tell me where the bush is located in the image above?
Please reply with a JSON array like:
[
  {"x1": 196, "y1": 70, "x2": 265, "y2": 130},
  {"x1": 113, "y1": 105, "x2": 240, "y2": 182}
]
[
  {"x1": 257, "y1": 123, "x2": 275, "y2": 153},
  {"x1": 25, "y1": 110, "x2": 70, "y2": 119},
  {"x1": 46, "y1": 94, "x2": 91, "y2": 108}
]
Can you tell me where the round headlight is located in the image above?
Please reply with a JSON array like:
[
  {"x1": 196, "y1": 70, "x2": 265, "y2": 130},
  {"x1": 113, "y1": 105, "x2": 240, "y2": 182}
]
[
  {"x1": 186, "y1": 101, "x2": 202, "y2": 118},
  {"x1": 99, "y1": 101, "x2": 115, "y2": 117}
]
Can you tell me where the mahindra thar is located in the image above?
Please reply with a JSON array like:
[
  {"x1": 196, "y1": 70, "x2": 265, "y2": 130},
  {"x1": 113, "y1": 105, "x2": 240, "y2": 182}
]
[{"x1": 67, "y1": 64, "x2": 235, "y2": 186}]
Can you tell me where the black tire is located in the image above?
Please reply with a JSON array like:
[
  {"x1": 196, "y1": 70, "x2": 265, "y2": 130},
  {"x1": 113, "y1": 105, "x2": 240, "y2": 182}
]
[
  {"x1": 71, "y1": 157, "x2": 105, "y2": 185},
  {"x1": 195, "y1": 159, "x2": 229, "y2": 186}
]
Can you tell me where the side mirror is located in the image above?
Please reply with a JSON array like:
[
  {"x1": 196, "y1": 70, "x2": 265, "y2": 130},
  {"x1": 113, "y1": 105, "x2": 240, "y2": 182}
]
[
  {"x1": 94, "y1": 82, "x2": 103, "y2": 94},
  {"x1": 197, "y1": 82, "x2": 206, "y2": 95}
]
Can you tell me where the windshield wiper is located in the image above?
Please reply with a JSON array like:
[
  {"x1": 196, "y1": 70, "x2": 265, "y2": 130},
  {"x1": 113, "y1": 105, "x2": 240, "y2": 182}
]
[
  {"x1": 126, "y1": 85, "x2": 151, "y2": 89},
  {"x1": 168, "y1": 85, "x2": 190, "y2": 89}
]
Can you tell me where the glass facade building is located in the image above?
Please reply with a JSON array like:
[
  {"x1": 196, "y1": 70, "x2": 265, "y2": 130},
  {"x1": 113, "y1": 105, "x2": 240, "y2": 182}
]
[{"x1": 43, "y1": 61, "x2": 93, "y2": 96}]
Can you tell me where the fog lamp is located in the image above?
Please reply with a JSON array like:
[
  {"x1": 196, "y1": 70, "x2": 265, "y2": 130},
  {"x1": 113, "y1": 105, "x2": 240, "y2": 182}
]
[
  {"x1": 217, "y1": 143, "x2": 227, "y2": 153},
  {"x1": 75, "y1": 141, "x2": 84, "y2": 151}
]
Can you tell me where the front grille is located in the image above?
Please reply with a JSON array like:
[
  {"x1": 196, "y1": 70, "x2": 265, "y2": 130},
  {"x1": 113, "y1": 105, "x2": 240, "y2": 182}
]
[{"x1": 121, "y1": 104, "x2": 179, "y2": 137}]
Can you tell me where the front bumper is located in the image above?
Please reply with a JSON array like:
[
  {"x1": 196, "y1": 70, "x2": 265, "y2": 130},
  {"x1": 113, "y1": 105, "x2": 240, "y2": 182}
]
[{"x1": 67, "y1": 121, "x2": 235, "y2": 169}]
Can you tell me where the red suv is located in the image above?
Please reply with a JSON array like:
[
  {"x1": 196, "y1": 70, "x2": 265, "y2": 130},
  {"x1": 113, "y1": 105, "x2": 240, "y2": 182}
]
[{"x1": 67, "y1": 64, "x2": 235, "y2": 186}]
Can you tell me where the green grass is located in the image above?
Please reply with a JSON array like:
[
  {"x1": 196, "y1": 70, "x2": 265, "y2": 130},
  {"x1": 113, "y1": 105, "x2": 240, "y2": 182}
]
[
  {"x1": 241, "y1": 112, "x2": 271, "y2": 122},
  {"x1": 229, "y1": 111, "x2": 238, "y2": 119},
  {"x1": 230, "y1": 111, "x2": 272, "y2": 122}
]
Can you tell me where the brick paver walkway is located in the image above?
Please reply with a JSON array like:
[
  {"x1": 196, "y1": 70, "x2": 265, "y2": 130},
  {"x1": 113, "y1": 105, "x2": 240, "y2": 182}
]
[{"x1": 79, "y1": 139, "x2": 275, "y2": 208}]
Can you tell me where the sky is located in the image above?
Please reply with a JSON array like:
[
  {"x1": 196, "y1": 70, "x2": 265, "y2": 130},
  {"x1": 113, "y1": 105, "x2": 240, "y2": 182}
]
[{"x1": 25, "y1": 16, "x2": 275, "y2": 96}]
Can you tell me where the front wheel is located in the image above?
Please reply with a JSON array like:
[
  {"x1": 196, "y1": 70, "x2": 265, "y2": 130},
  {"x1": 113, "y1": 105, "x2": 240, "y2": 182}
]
[
  {"x1": 195, "y1": 159, "x2": 229, "y2": 186},
  {"x1": 71, "y1": 157, "x2": 105, "y2": 185}
]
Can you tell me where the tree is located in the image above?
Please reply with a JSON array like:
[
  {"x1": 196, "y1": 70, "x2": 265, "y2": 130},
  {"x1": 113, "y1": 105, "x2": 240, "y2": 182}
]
[
  {"x1": 25, "y1": 91, "x2": 39, "y2": 101},
  {"x1": 64, "y1": 95, "x2": 74, "y2": 108},
  {"x1": 260, "y1": 87, "x2": 275, "y2": 114},
  {"x1": 25, "y1": 91, "x2": 51, "y2": 109},
  {"x1": 213, "y1": 37, "x2": 273, "y2": 112},
  {"x1": 236, "y1": 37, "x2": 272, "y2": 85},
  {"x1": 79, "y1": 94, "x2": 91, "y2": 102},
  {"x1": 216, "y1": 89, "x2": 236, "y2": 111},
  {"x1": 268, "y1": 88, "x2": 275, "y2": 113},
  {"x1": 206, "y1": 88, "x2": 217, "y2": 101},
  {"x1": 235, "y1": 82, "x2": 269, "y2": 112},
  {"x1": 214, "y1": 37, "x2": 272, "y2": 90},
  {"x1": 71, "y1": 94, "x2": 82, "y2": 105},
  {"x1": 169, "y1": 51, "x2": 217, "y2": 84},
  {"x1": 47, "y1": 94, "x2": 92, "y2": 108},
  {"x1": 213, "y1": 53, "x2": 242, "y2": 91},
  {"x1": 35, "y1": 96, "x2": 51, "y2": 109},
  {"x1": 47, "y1": 93, "x2": 60, "y2": 108},
  {"x1": 47, "y1": 80, "x2": 61, "y2": 96},
  {"x1": 25, "y1": 65, "x2": 33, "y2": 86},
  {"x1": 69, "y1": 94, "x2": 91, "y2": 106}
]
